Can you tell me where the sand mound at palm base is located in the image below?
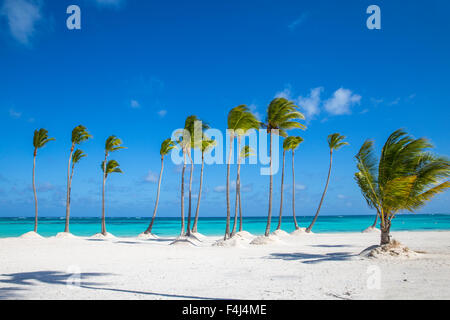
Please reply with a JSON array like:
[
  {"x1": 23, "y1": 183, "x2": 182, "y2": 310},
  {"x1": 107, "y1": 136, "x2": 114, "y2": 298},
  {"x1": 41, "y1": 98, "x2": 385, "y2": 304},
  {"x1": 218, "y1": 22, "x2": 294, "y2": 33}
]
[
  {"x1": 19, "y1": 231, "x2": 44, "y2": 239},
  {"x1": 361, "y1": 239, "x2": 421, "y2": 259},
  {"x1": 250, "y1": 234, "x2": 281, "y2": 245}
]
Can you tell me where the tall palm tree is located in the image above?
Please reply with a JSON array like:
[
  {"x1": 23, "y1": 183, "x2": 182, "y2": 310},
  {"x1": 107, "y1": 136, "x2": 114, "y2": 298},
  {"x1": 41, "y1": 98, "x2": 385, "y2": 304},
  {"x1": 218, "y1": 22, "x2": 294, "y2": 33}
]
[
  {"x1": 355, "y1": 129, "x2": 450, "y2": 245},
  {"x1": 263, "y1": 98, "x2": 306, "y2": 237},
  {"x1": 232, "y1": 145, "x2": 254, "y2": 236},
  {"x1": 306, "y1": 133, "x2": 348, "y2": 233},
  {"x1": 32, "y1": 129, "x2": 55, "y2": 233},
  {"x1": 100, "y1": 160, "x2": 123, "y2": 235},
  {"x1": 101, "y1": 136, "x2": 125, "y2": 235},
  {"x1": 67, "y1": 149, "x2": 87, "y2": 225},
  {"x1": 225, "y1": 105, "x2": 260, "y2": 240},
  {"x1": 144, "y1": 138, "x2": 176, "y2": 235},
  {"x1": 277, "y1": 136, "x2": 303, "y2": 231},
  {"x1": 64, "y1": 125, "x2": 91, "y2": 233},
  {"x1": 192, "y1": 137, "x2": 216, "y2": 234},
  {"x1": 182, "y1": 115, "x2": 209, "y2": 236}
]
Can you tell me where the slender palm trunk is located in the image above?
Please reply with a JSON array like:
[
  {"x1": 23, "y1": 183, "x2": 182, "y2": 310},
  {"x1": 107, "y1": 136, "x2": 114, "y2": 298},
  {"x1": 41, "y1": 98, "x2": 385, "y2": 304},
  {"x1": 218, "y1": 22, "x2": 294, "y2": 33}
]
[
  {"x1": 192, "y1": 153, "x2": 204, "y2": 233},
  {"x1": 64, "y1": 145, "x2": 74, "y2": 233},
  {"x1": 68, "y1": 164, "x2": 75, "y2": 224},
  {"x1": 186, "y1": 151, "x2": 194, "y2": 236},
  {"x1": 276, "y1": 150, "x2": 286, "y2": 230},
  {"x1": 238, "y1": 185, "x2": 243, "y2": 232},
  {"x1": 32, "y1": 149, "x2": 38, "y2": 233},
  {"x1": 306, "y1": 150, "x2": 333, "y2": 233},
  {"x1": 101, "y1": 154, "x2": 107, "y2": 235},
  {"x1": 231, "y1": 137, "x2": 242, "y2": 236},
  {"x1": 180, "y1": 151, "x2": 186, "y2": 236},
  {"x1": 292, "y1": 150, "x2": 299, "y2": 229},
  {"x1": 370, "y1": 212, "x2": 379, "y2": 229},
  {"x1": 145, "y1": 156, "x2": 164, "y2": 234},
  {"x1": 264, "y1": 132, "x2": 273, "y2": 237},
  {"x1": 225, "y1": 135, "x2": 233, "y2": 240}
]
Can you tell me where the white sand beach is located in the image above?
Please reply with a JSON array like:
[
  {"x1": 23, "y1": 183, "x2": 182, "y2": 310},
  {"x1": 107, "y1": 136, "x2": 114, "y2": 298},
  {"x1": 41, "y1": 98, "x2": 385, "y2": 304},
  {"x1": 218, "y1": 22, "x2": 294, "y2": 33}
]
[{"x1": 1, "y1": 231, "x2": 450, "y2": 300}]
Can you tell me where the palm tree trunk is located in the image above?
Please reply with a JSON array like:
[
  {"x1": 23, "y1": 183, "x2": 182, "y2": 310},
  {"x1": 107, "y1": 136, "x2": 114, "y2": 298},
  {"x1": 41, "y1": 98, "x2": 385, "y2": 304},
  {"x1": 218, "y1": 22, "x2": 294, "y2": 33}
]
[
  {"x1": 186, "y1": 151, "x2": 194, "y2": 236},
  {"x1": 64, "y1": 145, "x2": 74, "y2": 233},
  {"x1": 276, "y1": 150, "x2": 286, "y2": 230},
  {"x1": 32, "y1": 149, "x2": 38, "y2": 233},
  {"x1": 101, "y1": 154, "x2": 107, "y2": 235},
  {"x1": 192, "y1": 153, "x2": 204, "y2": 233},
  {"x1": 380, "y1": 216, "x2": 391, "y2": 245},
  {"x1": 292, "y1": 150, "x2": 299, "y2": 230},
  {"x1": 225, "y1": 135, "x2": 233, "y2": 240},
  {"x1": 145, "y1": 156, "x2": 164, "y2": 234},
  {"x1": 306, "y1": 150, "x2": 333, "y2": 233},
  {"x1": 231, "y1": 136, "x2": 241, "y2": 236},
  {"x1": 238, "y1": 184, "x2": 243, "y2": 232},
  {"x1": 180, "y1": 151, "x2": 186, "y2": 236},
  {"x1": 370, "y1": 212, "x2": 379, "y2": 229},
  {"x1": 264, "y1": 132, "x2": 273, "y2": 237}
]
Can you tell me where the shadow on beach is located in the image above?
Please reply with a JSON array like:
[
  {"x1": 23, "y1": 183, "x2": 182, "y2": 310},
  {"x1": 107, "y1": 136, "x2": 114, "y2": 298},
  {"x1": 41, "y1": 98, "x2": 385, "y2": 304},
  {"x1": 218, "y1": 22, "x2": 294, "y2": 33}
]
[
  {"x1": 0, "y1": 270, "x2": 226, "y2": 300},
  {"x1": 267, "y1": 251, "x2": 356, "y2": 264}
]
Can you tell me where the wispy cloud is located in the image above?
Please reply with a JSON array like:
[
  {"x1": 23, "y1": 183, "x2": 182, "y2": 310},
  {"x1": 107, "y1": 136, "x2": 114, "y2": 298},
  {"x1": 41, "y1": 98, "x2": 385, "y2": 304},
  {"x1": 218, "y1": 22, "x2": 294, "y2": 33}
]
[
  {"x1": 297, "y1": 87, "x2": 323, "y2": 120},
  {"x1": 288, "y1": 13, "x2": 308, "y2": 31},
  {"x1": 1, "y1": 0, "x2": 42, "y2": 45},
  {"x1": 143, "y1": 170, "x2": 158, "y2": 183},
  {"x1": 130, "y1": 99, "x2": 140, "y2": 109},
  {"x1": 324, "y1": 88, "x2": 361, "y2": 115},
  {"x1": 157, "y1": 109, "x2": 167, "y2": 118},
  {"x1": 9, "y1": 108, "x2": 22, "y2": 119}
]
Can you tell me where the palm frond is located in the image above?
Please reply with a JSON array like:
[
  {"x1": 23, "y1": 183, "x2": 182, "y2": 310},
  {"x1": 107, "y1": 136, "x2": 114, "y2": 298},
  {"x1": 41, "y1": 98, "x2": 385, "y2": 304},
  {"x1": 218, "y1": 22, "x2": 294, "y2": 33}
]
[
  {"x1": 33, "y1": 128, "x2": 55, "y2": 149},
  {"x1": 71, "y1": 125, "x2": 92, "y2": 145},
  {"x1": 72, "y1": 149, "x2": 87, "y2": 164}
]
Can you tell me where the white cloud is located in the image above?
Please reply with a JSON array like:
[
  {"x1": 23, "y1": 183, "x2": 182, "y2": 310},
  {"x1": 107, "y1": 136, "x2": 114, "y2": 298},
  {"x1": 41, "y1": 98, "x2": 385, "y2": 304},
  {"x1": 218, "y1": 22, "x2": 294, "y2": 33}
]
[
  {"x1": 275, "y1": 87, "x2": 292, "y2": 100},
  {"x1": 9, "y1": 108, "x2": 22, "y2": 119},
  {"x1": 338, "y1": 194, "x2": 346, "y2": 199},
  {"x1": 144, "y1": 170, "x2": 158, "y2": 183},
  {"x1": 295, "y1": 184, "x2": 306, "y2": 190},
  {"x1": 130, "y1": 99, "x2": 140, "y2": 108},
  {"x1": 158, "y1": 109, "x2": 167, "y2": 117},
  {"x1": 324, "y1": 88, "x2": 361, "y2": 115},
  {"x1": 1, "y1": 0, "x2": 42, "y2": 45},
  {"x1": 297, "y1": 87, "x2": 323, "y2": 120}
]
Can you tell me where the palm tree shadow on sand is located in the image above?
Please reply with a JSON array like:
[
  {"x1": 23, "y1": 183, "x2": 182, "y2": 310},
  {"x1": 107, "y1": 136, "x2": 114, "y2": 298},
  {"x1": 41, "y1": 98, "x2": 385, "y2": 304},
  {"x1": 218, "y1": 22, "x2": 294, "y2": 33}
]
[
  {"x1": 0, "y1": 270, "x2": 226, "y2": 300},
  {"x1": 267, "y1": 252, "x2": 356, "y2": 264}
]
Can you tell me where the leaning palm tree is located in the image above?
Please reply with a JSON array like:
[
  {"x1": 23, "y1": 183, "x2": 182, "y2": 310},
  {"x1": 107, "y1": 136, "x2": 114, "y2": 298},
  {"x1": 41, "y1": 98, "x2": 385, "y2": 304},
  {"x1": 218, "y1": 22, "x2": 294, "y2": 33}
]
[
  {"x1": 263, "y1": 98, "x2": 306, "y2": 237},
  {"x1": 100, "y1": 160, "x2": 123, "y2": 235},
  {"x1": 143, "y1": 138, "x2": 176, "y2": 235},
  {"x1": 192, "y1": 137, "x2": 216, "y2": 234},
  {"x1": 306, "y1": 133, "x2": 348, "y2": 233},
  {"x1": 183, "y1": 116, "x2": 209, "y2": 236},
  {"x1": 32, "y1": 129, "x2": 55, "y2": 233},
  {"x1": 277, "y1": 136, "x2": 304, "y2": 231},
  {"x1": 67, "y1": 149, "x2": 87, "y2": 222},
  {"x1": 355, "y1": 129, "x2": 450, "y2": 245},
  {"x1": 64, "y1": 125, "x2": 91, "y2": 233},
  {"x1": 225, "y1": 105, "x2": 260, "y2": 240},
  {"x1": 232, "y1": 145, "x2": 254, "y2": 236},
  {"x1": 101, "y1": 136, "x2": 126, "y2": 235}
]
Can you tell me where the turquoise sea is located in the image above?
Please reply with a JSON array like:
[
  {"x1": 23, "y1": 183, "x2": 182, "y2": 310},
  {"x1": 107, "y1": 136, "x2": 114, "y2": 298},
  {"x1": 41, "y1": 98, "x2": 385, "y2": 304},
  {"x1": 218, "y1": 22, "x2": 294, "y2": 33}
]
[{"x1": 0, "y1": 214, "x2": 449, "y2": 238}]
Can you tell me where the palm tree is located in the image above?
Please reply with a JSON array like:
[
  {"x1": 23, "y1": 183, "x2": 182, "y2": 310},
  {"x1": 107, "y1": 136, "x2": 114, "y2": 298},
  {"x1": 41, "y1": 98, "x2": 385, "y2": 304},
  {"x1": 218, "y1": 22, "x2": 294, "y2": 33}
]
[
  {"x1": 67, "y1": 149, "x2": 87, "y2": 225},
  {"x1": 277, "y1": 136, "x2": 303, "y2": 231},
  {"x1": 101, "y1": 136, "x2": 126, "y2": 235},
  {"x1": 263, "y1": 98, "x2": 306, "y2": 237},
  {"x1": 64, "y1": 125, "x2": 91, "y2": 233},
  {"x1": 144, "y1": 138, "x2": 175, "y2": 235},
  {"x1": 182, "y1": 116, "x2": 209, "y2": 236},
  {"x1": 306, "y1": 133, "x2": 348, "y2": 233},
  {"x1": 232, "y1": 145, "x2": 254, "y2": 236},
  {"x1": 225, "y1": 105, "x2": 260, "y2": 240},
  {"x1": 32, "y1": 129, "x2": 55, "y2": 233},
  {"x1": 355, "y1": 129, "x2": 450, "y2": 245},
  {"x1": 192, "y1": 137, "x2": 216, "y2": 234}
]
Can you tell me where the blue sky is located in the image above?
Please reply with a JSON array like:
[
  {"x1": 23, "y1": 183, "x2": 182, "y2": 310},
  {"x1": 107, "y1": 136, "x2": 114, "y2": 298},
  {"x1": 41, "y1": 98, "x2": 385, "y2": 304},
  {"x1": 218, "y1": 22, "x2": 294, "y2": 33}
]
[{"x1": 0, "y1": 0, "x2": 449, "y2": 218}]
